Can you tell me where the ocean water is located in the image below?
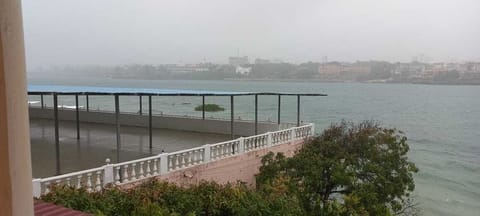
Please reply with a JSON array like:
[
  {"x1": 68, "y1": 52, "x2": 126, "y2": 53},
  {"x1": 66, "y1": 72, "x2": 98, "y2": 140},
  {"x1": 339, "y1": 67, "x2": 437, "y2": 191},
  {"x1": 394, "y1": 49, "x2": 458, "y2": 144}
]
[{"x1": 28, "y1": 76, "x2": 480, "y2": 216}]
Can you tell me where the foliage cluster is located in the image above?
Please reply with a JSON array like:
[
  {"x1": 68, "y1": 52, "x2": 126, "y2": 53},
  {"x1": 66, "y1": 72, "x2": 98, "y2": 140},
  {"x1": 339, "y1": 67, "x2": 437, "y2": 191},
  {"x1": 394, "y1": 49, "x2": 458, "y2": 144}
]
[
  {"x1": 256, "y1": 121, "x2": 419, "y2": 215},
  {"x1": 41, "y1": 180, "x2": 304, "y2": 216},
  {"x1": 194, "y1": 104, "x2": 225, "y2": 112}
]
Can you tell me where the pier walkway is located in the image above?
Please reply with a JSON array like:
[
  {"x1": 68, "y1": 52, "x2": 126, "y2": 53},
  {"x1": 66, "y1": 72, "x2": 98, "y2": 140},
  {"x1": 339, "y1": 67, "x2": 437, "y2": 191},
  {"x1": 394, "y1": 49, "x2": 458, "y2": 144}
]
[{"x1": 30, "y1": 118, "x2": 229, "y2": 177}]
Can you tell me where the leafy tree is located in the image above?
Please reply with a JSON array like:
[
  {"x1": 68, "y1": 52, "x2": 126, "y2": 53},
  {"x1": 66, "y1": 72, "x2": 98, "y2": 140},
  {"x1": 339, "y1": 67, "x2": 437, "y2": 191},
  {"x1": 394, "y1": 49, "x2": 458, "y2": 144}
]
[{"x1": 256, "y1": 121, "x2": 419, "y2": 215}]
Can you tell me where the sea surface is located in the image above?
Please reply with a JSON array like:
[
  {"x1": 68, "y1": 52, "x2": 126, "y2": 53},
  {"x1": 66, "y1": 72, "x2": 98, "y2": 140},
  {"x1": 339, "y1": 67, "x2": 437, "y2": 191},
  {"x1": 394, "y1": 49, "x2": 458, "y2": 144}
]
[{"x1": 28, "y1": 75, "x2": 480, "y2": 216}]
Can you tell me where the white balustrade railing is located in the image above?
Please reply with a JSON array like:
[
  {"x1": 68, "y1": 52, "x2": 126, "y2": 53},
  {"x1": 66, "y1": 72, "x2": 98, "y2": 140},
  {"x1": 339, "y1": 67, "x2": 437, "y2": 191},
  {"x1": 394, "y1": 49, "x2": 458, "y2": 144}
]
[
  {"x1": 32, "y1": 167, "x2": 105, "y2": 197},
  {"x1": 210, "y1": 139, "x2": 240, "y2": 160},
  {"x1": 113, "y1": 154, "x2": 162, "y2": 184},
  {"x1": 168, "y1": 146, "x2": 205, "y2": 171},
  {"x1": 244, "y1": 133, "x2": 270, "y2": 152},
  {"x1": 32, "y1": 123, "x2": 314, "y2": 197},
  {"x1": 294, "y1": 124, "x2": 313, "y2": 140},
  {"x1": 271, "y1": 128, "x2": 293, "y2": 145}
]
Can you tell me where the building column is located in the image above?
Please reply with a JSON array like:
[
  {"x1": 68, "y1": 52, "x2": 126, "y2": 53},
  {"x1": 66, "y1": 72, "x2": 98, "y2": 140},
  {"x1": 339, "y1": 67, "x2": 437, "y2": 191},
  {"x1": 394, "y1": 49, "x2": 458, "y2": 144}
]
[{"x1": 0, "y1": 0, "x2": 34, "y2": 215}]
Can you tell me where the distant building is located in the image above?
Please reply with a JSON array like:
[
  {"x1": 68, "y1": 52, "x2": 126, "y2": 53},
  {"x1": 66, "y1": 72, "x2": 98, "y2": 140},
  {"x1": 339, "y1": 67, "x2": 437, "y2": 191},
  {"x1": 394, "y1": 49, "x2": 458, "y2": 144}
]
[
  {"x1": 393, "y1": 63, "x2": 425, "y2": 78},
  {"x1": 254, "y1": 58, "x2": 270, "y2": 64},
  {"x1": 318, "y1": 62, "x2": 371, "y2": 81},
  {"x1": 166, "y1": 64, "x2": 209, "y2": 73},
  {"x1": 318, "y1": 62, "x2": 344, "y2": 75},
  {"x1": 229, "y1": 56, "x2": 249, "y2": 66},
  {"x1": 235, "y1": 66, "x2": 252, "y2": 75}
]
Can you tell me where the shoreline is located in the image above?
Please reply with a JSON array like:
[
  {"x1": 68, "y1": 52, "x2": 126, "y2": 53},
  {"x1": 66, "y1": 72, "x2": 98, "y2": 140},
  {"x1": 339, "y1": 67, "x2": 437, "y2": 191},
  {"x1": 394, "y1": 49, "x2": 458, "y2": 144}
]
[{"x1": 111, "y1": 77, "x2": 480, "y2": 86}]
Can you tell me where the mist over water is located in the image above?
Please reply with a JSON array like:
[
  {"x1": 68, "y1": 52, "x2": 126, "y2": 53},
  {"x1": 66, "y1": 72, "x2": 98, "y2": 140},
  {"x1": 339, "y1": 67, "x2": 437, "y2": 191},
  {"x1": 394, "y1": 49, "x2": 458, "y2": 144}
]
[{"x1": 28, "y1": 75, "x2": 480, "y2": 216}]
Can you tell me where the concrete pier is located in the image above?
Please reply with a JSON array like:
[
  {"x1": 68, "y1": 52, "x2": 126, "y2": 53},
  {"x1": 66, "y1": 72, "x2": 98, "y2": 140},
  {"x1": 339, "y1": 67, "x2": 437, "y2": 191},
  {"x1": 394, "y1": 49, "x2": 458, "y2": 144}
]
[{"x1": 30, "y1": 118, "x2": 230, "y2": 177}]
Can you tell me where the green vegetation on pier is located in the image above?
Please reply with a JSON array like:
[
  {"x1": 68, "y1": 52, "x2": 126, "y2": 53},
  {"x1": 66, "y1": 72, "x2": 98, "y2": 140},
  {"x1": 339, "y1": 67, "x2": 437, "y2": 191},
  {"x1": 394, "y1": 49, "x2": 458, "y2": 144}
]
[{"x1": 194, "y1": 104, "x2": 225, "y2": 112}]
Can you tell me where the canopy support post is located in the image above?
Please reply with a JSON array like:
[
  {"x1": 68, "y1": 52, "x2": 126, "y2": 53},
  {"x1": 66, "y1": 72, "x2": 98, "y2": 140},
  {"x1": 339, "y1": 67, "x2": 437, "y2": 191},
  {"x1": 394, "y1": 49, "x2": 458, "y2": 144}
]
[
  {"x1": 277, "y1": 95, "x2": 281, "y2": 125},
  {"x1": 149, "y1": 95, "x2": 152, "y2": 149},
  {"x1": 297, "y1": 95, "x2": 300, "y2": 127},
  {"x1": 40, "y1": 94, "x2": 44, "y2": 109},
  {"x1": 86, "y1": 94, "x2": 89, "y2": 112},
  {"x1": 139, "y1": 95, "x2": 142, "y2": 115},
  {"x1": 115, "y1": 94, "x2": 121, "y2": 163},
  {"x1": 53, "y1": 93, "x2": 60, "y2": 175},
  {"x1": 75, "y1": 94, "x2": 80, "y2": 139},
  {"x1": 202, "y1": 95, "x2": 205, "y2": 120},
  {"x1": 255, "y1": 94, "x2": 258, "y2": 134},
  {"x1": 230, "y1": 95, "x2": 234, "y2": 139}
]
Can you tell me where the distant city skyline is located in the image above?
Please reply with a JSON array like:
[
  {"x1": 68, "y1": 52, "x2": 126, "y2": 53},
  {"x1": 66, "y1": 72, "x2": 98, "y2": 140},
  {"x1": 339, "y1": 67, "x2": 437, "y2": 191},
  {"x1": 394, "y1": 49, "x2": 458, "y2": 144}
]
[{"x1": 23, "y1": 0, "x2": 480, "y2": 69}]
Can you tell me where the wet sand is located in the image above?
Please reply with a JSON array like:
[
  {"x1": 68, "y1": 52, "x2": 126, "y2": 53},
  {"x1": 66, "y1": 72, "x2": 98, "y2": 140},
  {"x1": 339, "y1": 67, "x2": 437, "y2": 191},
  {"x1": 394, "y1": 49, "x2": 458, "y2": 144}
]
[{"x1": 30, "y1": 118, "x2": 230, "y2": 177}]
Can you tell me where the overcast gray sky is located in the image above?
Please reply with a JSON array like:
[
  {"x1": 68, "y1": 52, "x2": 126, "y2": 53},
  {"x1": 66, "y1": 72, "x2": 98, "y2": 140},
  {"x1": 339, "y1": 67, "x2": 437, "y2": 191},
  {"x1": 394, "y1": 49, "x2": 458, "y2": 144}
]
[{"x1": 22, "y1": 0, "x2": 480, "y2": 68}]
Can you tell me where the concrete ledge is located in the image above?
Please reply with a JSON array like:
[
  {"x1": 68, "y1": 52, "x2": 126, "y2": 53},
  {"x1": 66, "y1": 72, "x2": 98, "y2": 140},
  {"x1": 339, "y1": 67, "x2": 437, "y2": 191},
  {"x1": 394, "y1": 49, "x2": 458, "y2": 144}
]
[{"x1": 29, "y1": 107, "x2": 280, "y2": 136}]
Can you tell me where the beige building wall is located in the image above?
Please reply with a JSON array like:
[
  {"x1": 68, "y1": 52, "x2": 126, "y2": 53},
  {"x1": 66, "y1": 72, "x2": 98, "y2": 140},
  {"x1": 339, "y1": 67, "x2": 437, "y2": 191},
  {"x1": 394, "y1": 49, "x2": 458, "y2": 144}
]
[{"x1": 0, "y1": 0, "x2": 34, "y2": 215}]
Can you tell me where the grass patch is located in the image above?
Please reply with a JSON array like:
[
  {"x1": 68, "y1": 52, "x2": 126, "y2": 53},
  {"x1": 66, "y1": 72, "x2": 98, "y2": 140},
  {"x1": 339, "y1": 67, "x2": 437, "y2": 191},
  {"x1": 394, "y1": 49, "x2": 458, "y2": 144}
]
[{"x1": 194, "y1": 104, "x2": 225, "y2": 112}]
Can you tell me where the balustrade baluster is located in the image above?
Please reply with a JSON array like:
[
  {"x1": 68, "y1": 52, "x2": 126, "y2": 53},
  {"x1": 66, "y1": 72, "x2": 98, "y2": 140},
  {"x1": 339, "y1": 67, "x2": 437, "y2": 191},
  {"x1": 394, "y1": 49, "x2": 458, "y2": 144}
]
[
  {"x1": 213, "y1": 146, "x2": 218, "y2": 159},
  {"x1": 176, "y1": 155, "x2": 182, "y2": 168},
  {"x1": 153, "y1": 159, "x2": 159, "y2": 174},
  {"x1": 115, "y1": 167, "x2": 121, "y2": 184},
  {"x1": 213, "y1": 145, "x2": 220, "y2": 160},
  {"x1": 198, "y1": 150, "x2": 202, "y2": 163},
  {"x1": 200, "y1": 150, "x2": 204, "y2": 162},
  {"x1": 76, "y1": 175, "x2": 82, "y2": 189},
  {"x1": 182, "y1": 153, "x2": 188, "y2": 167},
  {"x1": 192, "y1": 150, "x2": 197, "y2": 164},
  {"x1": 191, "y1": 151, "x2": 196, "y2": 165},
  {"x1": 66, "y1": 178, "x2": 71, "y2": 187},
  {"x1": 123, "y1": 165, "x2": 129, "y2": 182},
  {"x1": 168, "y1": 156, "x2": 173, "y2": 171},
  {"x1": 139, "y1": 162, "x2": 145, "y2": 178},
  {"x1": 146, "y1": 160, "x2": 152, "y2": 177},
  {"x1": 86, "y1": 173, "x2": 93, "y2": 192},
  {"x1": 199, "y1": 150, "x2": 203, "y2": 163},
  {"x1": 95, "y1": 171, "x2": 102, "y2": 191},
  {"x1": 44, "y1": 181, "x2": 51, "y2": 194},
  {"x1": 131, "y1": 164, "x2": 137, "y2": 180}
]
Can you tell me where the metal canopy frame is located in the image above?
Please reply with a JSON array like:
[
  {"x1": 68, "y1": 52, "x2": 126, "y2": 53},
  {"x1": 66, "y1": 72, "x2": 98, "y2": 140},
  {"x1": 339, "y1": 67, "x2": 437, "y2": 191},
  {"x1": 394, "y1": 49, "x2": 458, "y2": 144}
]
[
  {"x1": 28, "y1": 85, "x2": 327, "y2": 175},
  {"x1": 27, "y1": 84, "x2": 327, "y2": 97}
]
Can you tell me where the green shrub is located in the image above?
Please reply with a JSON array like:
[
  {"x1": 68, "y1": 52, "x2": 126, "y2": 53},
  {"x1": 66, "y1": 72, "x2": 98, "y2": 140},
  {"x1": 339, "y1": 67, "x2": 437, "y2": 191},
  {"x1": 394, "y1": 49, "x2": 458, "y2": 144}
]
[
  {"x1": 256, "y1": 120, "x2": 419, "y2": 215},
  {"x1": 41, "y1": 180, "x2": 303, "y2": 216},
  {"x1": 194, "y1": 104, "x2": 225, "y2": 112}
]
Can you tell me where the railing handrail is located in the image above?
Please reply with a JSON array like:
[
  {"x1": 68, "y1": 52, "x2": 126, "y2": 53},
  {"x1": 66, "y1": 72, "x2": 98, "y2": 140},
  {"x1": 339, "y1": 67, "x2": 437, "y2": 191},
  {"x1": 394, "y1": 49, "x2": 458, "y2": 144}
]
[
  {"x1": 271, "y1": 127, "x2": 294, "y2": 134},
  {"x1": 244, "y1": 133, "x2": 269, "y2": 140},
  {"x1": 114, "y1": 154, "x2": 162, "y2": 167},
  {"x1": 168, "y1": 145, "x2": 205, "y2": 155},
  {"x1": 209, "y1": 138, "x2": 239, "y2": 148},
  {"x1": 39, "y1": 166, "x2": 105, "y2": 182}
]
